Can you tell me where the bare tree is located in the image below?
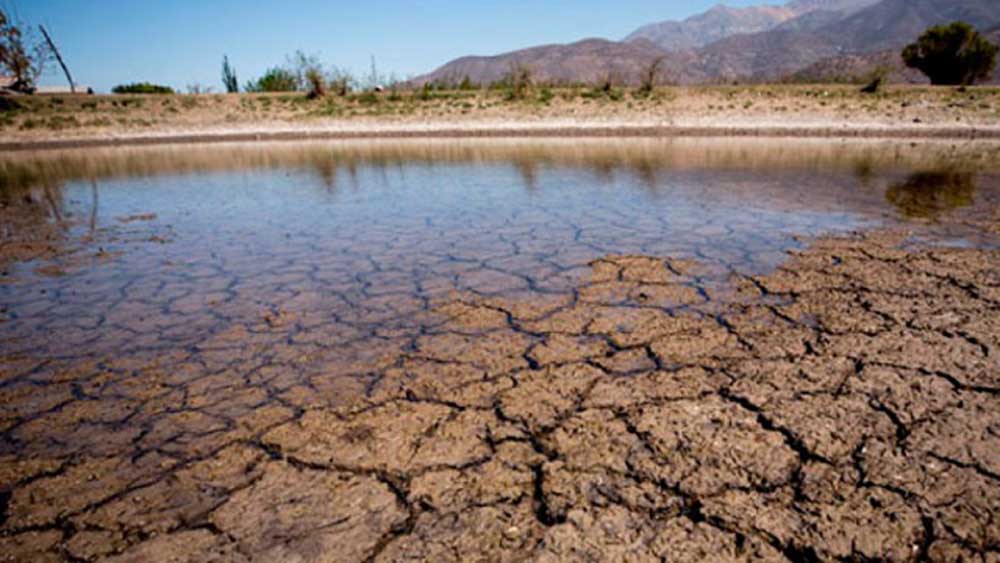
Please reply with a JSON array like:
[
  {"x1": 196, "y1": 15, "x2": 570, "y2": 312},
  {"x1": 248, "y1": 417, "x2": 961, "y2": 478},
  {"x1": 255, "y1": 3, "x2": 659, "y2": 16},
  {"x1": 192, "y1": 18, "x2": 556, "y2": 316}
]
[
  {"x1": 0, "y1": 9, "x2": 51, "y2": 92},
  {"x1": 38, "y1": 25, "x2": 74, "y2": 93},
  {"x1": 637, "y1": 57, "x2": 666, "y2": 96}
]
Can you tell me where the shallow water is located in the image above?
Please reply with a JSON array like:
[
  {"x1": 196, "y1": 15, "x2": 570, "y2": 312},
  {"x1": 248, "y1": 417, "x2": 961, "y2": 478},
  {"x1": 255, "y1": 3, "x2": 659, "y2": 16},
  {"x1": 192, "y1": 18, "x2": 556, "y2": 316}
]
[{"x1": 2, "y1": 138, "x2": 999, "y2": 420}]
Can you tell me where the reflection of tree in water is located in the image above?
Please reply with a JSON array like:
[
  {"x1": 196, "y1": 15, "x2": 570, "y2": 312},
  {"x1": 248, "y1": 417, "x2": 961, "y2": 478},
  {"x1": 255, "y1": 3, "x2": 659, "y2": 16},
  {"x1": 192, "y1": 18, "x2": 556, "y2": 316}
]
[
  {"x1": 514, "y1": 159, "x2": 538, "y2": 193},
  {"x1": 0, "y1": 182, "x2": 71, "y2": 271},
  {"x1": 312, "y1": 157, "x2": 338, "y2": 191},
  {"x1": 885, "y1": 169, "x2": 976, "y2": 219}
]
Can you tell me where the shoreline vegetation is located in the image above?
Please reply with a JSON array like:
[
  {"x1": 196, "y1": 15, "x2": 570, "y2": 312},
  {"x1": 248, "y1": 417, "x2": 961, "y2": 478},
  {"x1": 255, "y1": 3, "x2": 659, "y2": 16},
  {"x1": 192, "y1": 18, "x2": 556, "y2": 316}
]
[{"x1": 2, "y1": 84, "x2": 999, "y2": 149}]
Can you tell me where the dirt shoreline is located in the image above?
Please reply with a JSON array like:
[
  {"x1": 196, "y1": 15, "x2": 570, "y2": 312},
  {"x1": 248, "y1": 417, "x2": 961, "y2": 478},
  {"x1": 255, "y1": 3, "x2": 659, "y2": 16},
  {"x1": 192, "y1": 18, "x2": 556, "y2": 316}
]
[
  {"x1": 3, "y1": 85, "x2": 999, "y2": 151},
  {"x1": 3, "y1": 122, "x2": 1000, "y2": 151}
]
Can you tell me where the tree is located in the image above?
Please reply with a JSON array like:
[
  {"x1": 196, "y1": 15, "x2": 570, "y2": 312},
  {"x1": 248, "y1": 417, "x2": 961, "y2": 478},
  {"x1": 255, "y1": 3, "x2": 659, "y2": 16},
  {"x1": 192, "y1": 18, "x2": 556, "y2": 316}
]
[
  {"x1": 902, "y1": 22, "x2": 998, "y2": 86},
  {"x1": 0, "y1": 9, "x2": 51, "y2": 92},
  {"x1": 637, "y1": 57, "x2": 665, "y2": 97},
  {"x1": 222, "y1": 55, "x2": 239, "y2": 93},
  {"x1": 287, "y1": 50, "x2": 322, "y2": 90}
]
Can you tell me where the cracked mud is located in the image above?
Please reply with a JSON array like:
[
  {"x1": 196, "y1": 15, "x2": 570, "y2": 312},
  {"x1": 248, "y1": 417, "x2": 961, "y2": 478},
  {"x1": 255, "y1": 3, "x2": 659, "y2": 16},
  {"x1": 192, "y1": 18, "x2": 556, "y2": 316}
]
[{"x1": 1, "y1": 140, "x2": 999, "y2": 561}]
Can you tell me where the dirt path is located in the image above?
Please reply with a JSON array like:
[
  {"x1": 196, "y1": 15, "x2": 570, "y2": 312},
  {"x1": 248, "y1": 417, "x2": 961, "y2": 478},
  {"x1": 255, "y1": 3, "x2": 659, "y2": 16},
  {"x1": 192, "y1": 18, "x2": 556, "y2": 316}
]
[{"x1": 1, "y1": 224, "x2": 998, "y2": 561}]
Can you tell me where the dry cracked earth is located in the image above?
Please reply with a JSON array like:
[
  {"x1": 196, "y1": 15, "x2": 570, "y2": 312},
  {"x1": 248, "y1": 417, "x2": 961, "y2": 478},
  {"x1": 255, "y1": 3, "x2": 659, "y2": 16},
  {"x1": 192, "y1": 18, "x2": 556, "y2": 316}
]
[
  {"x1": 1, "y1": 143, "x2": 1000, "y2": 562},
  {"x1": 2, "y1": 229, "x2": 999, "y2": 561}
]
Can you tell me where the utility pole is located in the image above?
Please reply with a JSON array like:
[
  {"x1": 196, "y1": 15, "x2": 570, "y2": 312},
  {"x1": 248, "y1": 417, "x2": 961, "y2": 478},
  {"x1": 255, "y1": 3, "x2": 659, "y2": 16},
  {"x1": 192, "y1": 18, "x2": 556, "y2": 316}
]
[{"x1": 39, "y1": 25, "x2": 76, "y2": 93}]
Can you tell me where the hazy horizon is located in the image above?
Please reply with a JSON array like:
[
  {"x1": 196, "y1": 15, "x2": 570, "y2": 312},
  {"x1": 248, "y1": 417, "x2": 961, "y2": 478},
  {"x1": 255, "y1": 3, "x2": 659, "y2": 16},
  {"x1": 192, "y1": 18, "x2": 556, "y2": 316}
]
[{"x1": 9, "y1": 0, "x2": 785, "y2": 93}]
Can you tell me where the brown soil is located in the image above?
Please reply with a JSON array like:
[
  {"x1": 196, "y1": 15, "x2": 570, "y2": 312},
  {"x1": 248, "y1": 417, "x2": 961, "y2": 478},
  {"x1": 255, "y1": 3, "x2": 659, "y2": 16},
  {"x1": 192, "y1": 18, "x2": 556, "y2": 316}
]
[
  {"x1": 2, "y1": 85, "x2": 999, "y2": 150},
  {"x1": 1, "y1": 224, "x2": 998, "y2": 561}
]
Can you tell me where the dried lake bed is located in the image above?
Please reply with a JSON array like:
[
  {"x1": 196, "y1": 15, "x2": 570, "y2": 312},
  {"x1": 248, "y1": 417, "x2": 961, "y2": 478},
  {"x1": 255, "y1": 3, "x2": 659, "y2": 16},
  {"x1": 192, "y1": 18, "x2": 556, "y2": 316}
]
[{"x1": 1, "y1": 138, "x2": 999, "y2": 561}]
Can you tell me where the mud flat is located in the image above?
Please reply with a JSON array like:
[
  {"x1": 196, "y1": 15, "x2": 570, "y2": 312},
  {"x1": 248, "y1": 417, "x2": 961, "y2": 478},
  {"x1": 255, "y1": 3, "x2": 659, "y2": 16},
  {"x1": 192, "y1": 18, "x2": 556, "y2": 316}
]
[
  {"x1": 0, "y1": 226, "x2": 997, "y2": 561},
  {"x1": 1, "y1": 139, "x2": 999, "y2": 561}
]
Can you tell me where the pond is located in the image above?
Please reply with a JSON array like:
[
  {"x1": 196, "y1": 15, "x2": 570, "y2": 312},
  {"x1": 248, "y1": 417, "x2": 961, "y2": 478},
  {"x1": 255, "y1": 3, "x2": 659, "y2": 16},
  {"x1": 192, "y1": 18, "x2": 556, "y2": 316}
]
[
  {"x1": 2, "y1": 139, "x2": 999, "y2": 370},
  {"x1": 0, "y1": 138, "x2": 997, "y2": 427}
]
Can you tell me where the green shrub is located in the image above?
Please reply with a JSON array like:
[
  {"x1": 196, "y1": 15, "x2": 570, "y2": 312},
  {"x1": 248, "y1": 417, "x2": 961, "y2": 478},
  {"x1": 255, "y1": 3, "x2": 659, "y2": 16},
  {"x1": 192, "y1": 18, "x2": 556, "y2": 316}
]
[
  {"x1": 112, "y1": 82, "x2": 174, "y2": 94},
  {"x1": 355, "y1": 91, "x2": 380, "y2": 105},
  {"x1": 902, "y1": 22, "x2": 998, "y2": 85},
  {"x1": 244, "y1": 68, "x2": 298, "y2": 93},
  {"x1": 458, "y1": 75, "x2": 477, "y2": 91},
  {"x1": 502, "y1": 64, "x2": 533, "y2": 101}
]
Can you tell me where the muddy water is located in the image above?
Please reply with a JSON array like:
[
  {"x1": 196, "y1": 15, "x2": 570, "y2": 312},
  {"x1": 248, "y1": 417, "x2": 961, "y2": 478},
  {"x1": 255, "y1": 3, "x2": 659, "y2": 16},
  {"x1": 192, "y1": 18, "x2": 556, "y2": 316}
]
[{"x1": 1, "y1": 138, "x2": 1000, "y2": 560}]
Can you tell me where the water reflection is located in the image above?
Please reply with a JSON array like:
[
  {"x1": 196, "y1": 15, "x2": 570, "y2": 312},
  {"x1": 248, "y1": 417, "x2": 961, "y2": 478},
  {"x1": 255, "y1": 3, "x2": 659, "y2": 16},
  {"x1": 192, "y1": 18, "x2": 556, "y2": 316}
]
[
  {"x1": 1, "y1": 139, "x2": 998, "y2": 283},
  {"x1": 3, "y1": 138, "x2": 1000, "y2": 197},
  {"x1": 886, "y1": 170, "x2": 976, "y2": 220}
]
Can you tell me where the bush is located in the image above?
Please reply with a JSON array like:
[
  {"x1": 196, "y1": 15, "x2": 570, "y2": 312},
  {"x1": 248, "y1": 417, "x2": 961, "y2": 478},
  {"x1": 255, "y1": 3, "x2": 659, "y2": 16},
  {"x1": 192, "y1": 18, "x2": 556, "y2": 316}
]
[
  {"x1": 244, "y1": 68, "x2": 298, "y2": 93},
  {"x1": 584, "y1": 74, "x2": 623, "y2": 101},
  {"x1": 902, "y1": 22, "x2": 998, "y2": 85},
  {"x1": 305, "y1": 68, "x2": 326, "y2": 99},
  {"x1": 502, "y1": 64, "x2": 533, "y2": 101},
  {"x1": 355, "y1": 91, "x2": 379, "y2": 105},
  {"x1": 458, "y1": 75, "x2": 477, "y2": 91},
  {"x1": 112, "y1": 82, "x2": 174, "y2": 94},
  {"x1": 327, "y1": 69, "x2": 353, "y2": 97}
]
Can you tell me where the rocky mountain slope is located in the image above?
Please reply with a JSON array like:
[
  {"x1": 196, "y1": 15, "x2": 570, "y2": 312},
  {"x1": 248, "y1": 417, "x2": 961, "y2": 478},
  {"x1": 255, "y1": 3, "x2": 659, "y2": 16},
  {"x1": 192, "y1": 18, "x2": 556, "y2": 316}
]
[
  {"x1": 417, "y1": 38, "x2": 698, "y2": 87},
  {"x1": 415, "y1": 0, "x2": 1000, "y2": 86},
  {"x1": 692, "y1": 0, "x2": 1000, "y2": 81},
  {"x1": 624, "y1": 0, "x2": 879, "y2": 52}
]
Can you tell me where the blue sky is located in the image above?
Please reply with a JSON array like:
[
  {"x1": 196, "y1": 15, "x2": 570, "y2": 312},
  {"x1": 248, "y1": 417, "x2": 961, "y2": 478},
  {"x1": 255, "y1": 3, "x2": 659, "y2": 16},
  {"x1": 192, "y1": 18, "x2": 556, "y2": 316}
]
[{"x1": 9, "y1": 1, "x2": 781, "y2": 92}]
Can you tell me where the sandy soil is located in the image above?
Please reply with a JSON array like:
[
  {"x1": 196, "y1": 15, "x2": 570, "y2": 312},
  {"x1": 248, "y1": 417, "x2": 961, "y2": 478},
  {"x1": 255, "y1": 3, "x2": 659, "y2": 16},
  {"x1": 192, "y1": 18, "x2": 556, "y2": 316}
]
[
  {"x1": 2, "y1": 85, "x2": 999, "y2": 149},
  {"x1": 1, "y1": 221, "x2": 999, "y2": 561}
]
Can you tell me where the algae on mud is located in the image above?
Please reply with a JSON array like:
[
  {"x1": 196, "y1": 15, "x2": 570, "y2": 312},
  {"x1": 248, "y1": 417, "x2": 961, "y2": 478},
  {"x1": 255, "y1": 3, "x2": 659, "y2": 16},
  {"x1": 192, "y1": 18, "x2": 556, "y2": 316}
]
[{"x1": 1, "y1": 138, "x2": 999, "y2": 561}]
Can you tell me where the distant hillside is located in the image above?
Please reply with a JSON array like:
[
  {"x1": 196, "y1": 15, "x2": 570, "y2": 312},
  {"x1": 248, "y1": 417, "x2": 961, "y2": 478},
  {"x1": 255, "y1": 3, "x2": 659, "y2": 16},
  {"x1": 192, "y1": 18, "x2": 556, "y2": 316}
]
[
  {"x1": 415, "y1": 0, "x2": 1000, "y2": 87},
  {"x1": 624, "y1": 5, "x2": 796, "y2": 52},
  {"x1": 415, "y1": 39, "x2": 696, "y2": 87}
]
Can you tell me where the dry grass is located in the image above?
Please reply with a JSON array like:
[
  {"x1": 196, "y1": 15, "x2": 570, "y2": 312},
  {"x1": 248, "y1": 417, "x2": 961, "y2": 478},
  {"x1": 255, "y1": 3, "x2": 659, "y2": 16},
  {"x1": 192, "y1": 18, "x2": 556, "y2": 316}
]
[{"x1": 1, "y1": 84, "x2": 998, "y2": 141}]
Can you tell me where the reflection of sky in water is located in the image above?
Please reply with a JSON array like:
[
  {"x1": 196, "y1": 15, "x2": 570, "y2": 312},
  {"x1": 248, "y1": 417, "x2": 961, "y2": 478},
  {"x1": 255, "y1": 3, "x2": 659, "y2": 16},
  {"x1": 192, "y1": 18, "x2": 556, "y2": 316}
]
[
  {"x1": 58, "y1": 163, "x2": 881, "y2": 271},
  {"x1": 3, "y1": 143, "x2": 1000, "y2": 362}
]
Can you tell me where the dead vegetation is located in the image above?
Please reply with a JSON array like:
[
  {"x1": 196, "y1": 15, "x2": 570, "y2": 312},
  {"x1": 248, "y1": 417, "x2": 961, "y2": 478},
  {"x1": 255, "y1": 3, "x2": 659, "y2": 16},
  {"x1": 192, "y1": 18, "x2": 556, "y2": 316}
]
[{"x1": 0, "y1": 84, "x2": 997, "y2": 142}]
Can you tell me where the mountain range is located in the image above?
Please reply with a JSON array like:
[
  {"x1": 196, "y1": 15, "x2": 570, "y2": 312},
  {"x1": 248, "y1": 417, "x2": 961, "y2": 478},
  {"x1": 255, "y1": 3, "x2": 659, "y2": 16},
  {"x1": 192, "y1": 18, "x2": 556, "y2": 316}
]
[{"x1": 416, "y1": 0, "x2": 1000, "y2": 86}]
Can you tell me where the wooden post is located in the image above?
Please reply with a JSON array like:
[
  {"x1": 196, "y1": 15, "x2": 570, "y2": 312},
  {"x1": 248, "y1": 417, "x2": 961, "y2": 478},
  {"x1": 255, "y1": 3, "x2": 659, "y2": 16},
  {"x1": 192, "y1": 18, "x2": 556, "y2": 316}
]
[{"x1": 39, "y1": 25, "x2": 76, "y2": 93}]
